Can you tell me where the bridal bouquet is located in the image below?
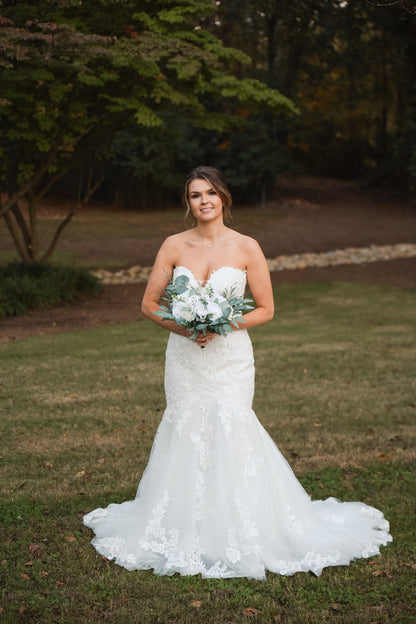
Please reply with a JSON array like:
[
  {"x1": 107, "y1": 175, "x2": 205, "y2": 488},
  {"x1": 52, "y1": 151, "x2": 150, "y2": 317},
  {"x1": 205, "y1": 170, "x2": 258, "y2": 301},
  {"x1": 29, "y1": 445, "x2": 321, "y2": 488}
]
[{"x1": 153, "y1": 274, "x2": 253, "y2": 340}]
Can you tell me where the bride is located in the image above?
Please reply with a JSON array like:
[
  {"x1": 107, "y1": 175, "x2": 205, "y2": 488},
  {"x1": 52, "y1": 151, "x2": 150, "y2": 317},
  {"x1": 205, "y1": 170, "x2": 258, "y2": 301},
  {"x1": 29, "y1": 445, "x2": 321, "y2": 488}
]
[{"x1": 83, "y1": 166, "x2": 391, "y2": 579}]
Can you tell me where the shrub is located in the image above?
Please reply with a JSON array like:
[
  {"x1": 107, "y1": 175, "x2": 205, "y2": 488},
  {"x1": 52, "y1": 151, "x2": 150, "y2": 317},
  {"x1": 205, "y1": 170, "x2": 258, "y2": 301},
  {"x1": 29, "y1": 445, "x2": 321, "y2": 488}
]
[{"x1": 0, "y1": 262, "x2": 103, "y2": 317}]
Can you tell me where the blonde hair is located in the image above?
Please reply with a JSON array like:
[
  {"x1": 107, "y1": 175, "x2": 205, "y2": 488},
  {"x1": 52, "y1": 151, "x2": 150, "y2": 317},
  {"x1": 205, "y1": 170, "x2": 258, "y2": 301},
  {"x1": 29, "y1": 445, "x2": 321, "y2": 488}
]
[{"x1": 183, "y1": 166, "x2": 233, "y2": 227}]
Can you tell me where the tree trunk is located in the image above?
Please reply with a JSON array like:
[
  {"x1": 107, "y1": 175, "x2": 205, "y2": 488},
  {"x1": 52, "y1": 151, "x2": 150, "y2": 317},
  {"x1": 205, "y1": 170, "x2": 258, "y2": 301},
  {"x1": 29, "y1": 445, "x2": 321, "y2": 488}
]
[
  {"x1": 2, "y1": 210, "x2": 31, "y2": 263},
  {"x1": 28, "y1": 191, "x2": 40, "y2": 262}
]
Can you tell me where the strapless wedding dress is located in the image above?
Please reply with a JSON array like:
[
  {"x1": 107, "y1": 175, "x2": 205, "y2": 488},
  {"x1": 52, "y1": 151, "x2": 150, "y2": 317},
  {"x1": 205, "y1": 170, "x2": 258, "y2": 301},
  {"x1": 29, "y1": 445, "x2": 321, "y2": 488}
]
[{"x1": 83, "y1": 266, "x2": 392, "y2": 579}]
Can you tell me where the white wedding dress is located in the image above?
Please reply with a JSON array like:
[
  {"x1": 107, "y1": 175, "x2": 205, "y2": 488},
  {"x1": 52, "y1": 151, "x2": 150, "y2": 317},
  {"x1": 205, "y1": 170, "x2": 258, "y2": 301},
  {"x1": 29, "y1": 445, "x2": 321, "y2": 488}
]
[{"x1": 83, "y1": 266, "x2": 392, "y2": 579}]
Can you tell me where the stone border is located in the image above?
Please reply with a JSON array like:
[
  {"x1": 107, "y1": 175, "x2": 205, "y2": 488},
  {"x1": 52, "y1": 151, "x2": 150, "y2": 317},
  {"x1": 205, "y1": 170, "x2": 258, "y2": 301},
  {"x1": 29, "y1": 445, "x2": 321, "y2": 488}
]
[{"x1": 90, "y1": 243, "x2": 416, "y2": 285}]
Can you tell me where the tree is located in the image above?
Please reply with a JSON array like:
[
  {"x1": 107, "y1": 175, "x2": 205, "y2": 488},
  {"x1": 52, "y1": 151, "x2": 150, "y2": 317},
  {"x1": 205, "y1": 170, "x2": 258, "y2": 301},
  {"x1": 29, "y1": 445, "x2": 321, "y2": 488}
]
[{"x1": 0, "y1": 1, "x2": 296, "y2": 263}]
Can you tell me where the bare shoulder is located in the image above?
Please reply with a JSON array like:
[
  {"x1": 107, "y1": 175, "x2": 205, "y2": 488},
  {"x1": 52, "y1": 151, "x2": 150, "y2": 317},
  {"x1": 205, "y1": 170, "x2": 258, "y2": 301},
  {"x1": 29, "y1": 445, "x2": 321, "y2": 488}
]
[
  {"x1": 162, "y1": 231, "x2": 188, "y2": 247},
  {"x1": 233, "y1": 232, "x2": 264, "y2": 257},
  {"x1": 157, "y1": 231, "x2": 189, "y2": 255}
]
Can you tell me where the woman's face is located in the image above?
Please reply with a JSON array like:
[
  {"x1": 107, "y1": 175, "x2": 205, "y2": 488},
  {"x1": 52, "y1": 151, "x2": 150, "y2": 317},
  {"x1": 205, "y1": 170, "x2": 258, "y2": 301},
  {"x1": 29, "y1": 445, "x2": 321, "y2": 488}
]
[{"x1": 188, "y1": 178, "x2": 223, "y2": 223}]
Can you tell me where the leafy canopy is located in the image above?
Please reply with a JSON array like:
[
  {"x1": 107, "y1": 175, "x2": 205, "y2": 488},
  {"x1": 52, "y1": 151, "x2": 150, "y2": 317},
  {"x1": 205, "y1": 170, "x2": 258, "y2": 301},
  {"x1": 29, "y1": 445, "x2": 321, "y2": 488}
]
[{"x1": 0, "y1": 0, "x2": 296, "y2": 262}]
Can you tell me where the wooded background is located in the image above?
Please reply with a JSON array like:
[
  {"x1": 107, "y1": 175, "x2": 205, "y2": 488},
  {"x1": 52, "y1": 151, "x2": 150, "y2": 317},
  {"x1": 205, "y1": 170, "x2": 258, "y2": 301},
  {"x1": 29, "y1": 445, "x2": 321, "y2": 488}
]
[{"x1": 1, "y1": 0, "x2": 415, "y2": 262}]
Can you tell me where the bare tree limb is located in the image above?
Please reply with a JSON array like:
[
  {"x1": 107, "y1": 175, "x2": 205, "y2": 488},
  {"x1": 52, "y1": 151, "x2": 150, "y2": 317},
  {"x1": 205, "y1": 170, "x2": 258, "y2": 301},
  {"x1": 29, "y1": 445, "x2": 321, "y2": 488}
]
[
  {"x1": 10, "y1": 203, "x2": 32, "y2": 260},
  {"x1": 28, "y1": 190, "x2": 40, "y2": 262},
  {"x1": 2, "y1": 211, "x2": 31, "y2": 263},
  {"x1": 41, "y1": 168, "x2": 105, "y2": 263},
  {"x1": 40, "y1": 208, "x2": 78, "y2": 264}
]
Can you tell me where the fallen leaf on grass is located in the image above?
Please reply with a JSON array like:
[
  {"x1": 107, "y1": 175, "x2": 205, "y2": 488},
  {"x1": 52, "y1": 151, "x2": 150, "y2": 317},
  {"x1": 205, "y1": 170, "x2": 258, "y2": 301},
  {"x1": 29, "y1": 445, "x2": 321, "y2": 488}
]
[
  {"x1": 29, "y1": 543, "x2": 43, "y2": 559},
  {"x1": 67, "y1": 394, "x2": 79, "y2": 398},
  {"x1": 65, "y1": 536, "x2": 76, "y2": 543},
  {"x1": 38, "y1": 571, "x2": 49, "y2": 578},
  {"x1": 75, "y1": 470, "x2": 85, "y2": 478},
  {"x1": 210, "y1": 588, "x2": 234, "y2": 601},
  {"x1": 190, "y1": 601, "x2": 202, "y2": 608},
  {"x1": 44, "y1": 461, "x2": 54, "y2": 469},
  {"x1": 313, "y1": 422, "x2": 322, "y2": 427},
  {"x1": 331, "y1": 603, "x2": 340, "y2": 611},
  {"x1": 342, "y1": 479, "x2": 355, "y2": 490},
  {"x1": 273, "y1": 616, "x2": 282, "y2": 623},
  {"x1": 372, "y1": 568, "x2": 393, "y2": 579},
  {"x1": 24, "y1": 561, "x2": 33, "y2": 567},
  {"x1": 20, "y1": 573, "x2": 31, "y2": 582},
  {"x1": 54, "y1": 581, "x2": 64, "y2": 587},
  {"x1": 18, "y1": 606, "x2": 25, "y2": 615},
  {"x1": 243, "y1": 607, "x2": 260, "y2": 617},
  {"x1": 284, "y1": 447, "x2": 299, "y2": 458}
]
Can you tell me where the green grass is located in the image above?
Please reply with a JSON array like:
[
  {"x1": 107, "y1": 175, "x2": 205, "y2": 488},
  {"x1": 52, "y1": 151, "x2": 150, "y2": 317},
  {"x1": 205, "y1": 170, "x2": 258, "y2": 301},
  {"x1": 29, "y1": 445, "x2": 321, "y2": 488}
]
[
  {"x1": 0, "y1": 250, "x2": 128, "y2": 270},
  {"x1": 1, "y1": 282, "x2": 415, "y2": 623}
]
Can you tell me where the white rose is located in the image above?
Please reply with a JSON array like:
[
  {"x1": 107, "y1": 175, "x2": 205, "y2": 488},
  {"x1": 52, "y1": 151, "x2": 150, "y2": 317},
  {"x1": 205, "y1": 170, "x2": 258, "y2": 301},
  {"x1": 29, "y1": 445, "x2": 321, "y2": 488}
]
[
  {"x1": 172, "y1": 301, "x2": 194, "y2": 323},
  {"x1": 206, "y1": 301, "x2": 223, "y2": 321}
]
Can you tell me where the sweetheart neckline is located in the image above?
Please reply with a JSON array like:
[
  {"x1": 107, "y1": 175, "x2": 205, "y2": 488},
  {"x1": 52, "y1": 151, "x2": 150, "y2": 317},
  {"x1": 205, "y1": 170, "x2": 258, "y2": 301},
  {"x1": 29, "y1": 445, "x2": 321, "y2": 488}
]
[{"x1": 173, "y1": 265, "x2": 246, "y2": 286}]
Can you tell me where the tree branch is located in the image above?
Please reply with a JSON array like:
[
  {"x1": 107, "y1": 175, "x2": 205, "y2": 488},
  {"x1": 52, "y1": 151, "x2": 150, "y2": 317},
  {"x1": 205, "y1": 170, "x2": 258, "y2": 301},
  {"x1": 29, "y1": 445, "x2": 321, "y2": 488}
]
[
  {"x1": 28, "y1": 190, "x2": 40, "y2": 262},
  {"x1": 2, "y1": 211, "x2": 31, "y2": 263},
  {"x1": 10, "y1": 203, "x2": 33, "y2": 260},
  {"x1": 40, "y1": 208, "x2": 78, "y2": 264}
]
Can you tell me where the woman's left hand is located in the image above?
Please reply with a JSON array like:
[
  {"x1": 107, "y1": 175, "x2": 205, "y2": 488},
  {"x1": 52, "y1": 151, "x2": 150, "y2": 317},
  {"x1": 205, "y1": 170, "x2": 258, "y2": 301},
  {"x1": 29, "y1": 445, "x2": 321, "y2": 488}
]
[{"x1": 195, "y1": 331, "x2": 216, "y2": 348}]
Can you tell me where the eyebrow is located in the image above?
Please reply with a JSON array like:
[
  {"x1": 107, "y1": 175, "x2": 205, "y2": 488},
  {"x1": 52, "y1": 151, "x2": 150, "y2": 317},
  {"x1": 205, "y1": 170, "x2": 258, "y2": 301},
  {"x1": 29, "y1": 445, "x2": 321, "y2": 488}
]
[{"x1": 190, "y1": 187, "x2": 214, "y2": 194}]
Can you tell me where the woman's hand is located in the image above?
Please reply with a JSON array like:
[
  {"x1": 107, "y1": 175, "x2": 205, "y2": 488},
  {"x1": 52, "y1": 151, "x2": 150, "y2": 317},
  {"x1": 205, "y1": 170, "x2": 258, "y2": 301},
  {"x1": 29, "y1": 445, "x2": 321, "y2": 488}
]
[{"x1": 194, "y1": 331, "x2": 216, "y2": 348}]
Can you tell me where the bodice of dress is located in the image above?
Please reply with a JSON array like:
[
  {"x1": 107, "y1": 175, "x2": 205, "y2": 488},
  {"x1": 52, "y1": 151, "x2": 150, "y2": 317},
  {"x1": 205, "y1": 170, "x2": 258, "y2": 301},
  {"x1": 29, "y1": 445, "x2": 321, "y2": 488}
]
[
  {"x1": 172, "y1": 265, "x2": 247, "y2": 298},
  {"x1": 166, "y1": 265, "x2": 254, "y2": 410}
]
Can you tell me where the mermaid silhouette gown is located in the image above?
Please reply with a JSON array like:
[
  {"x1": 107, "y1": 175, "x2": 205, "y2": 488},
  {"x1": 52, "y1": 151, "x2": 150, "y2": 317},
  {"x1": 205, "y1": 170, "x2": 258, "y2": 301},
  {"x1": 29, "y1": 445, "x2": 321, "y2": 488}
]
[{"x1": 83, "y1": 266, "x2": 392, "y2": 579}]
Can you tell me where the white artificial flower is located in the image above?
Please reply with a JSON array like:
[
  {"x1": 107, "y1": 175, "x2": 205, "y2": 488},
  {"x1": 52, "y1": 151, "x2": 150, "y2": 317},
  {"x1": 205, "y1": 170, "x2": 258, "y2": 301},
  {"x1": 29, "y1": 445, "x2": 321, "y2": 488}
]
[
  {"x1": 172, "y1": 301, "x2": 194, "y2": 323},
  {"x1": 206, "y1": 301, "x2": 223, "y2": 321},
  {"x1": 214, "y1": 294, "x2": 227, "y2": 304},
  {"x1": 189, "y1": 295, "x2": 207, "y2": 320}
]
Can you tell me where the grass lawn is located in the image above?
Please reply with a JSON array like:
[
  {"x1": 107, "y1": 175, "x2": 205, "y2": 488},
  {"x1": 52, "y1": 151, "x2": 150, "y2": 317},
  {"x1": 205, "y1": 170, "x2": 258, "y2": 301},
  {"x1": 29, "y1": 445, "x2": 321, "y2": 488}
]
[{"x1": 1, "y1": 281, "x2": 415, "y2": 623}]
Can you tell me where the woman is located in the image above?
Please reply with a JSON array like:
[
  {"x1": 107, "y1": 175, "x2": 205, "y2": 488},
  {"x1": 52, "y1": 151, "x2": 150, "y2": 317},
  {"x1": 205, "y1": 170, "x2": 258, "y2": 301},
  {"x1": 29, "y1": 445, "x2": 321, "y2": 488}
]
[{"x1": 83, "y1": 166, "x2": 391, "y2": 579}]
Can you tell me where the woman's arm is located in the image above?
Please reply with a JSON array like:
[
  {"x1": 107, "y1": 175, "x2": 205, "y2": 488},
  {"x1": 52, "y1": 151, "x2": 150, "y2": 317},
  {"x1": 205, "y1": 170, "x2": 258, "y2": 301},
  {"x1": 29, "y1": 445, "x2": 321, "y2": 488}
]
[
  {"x1": 239, "y1": 237, "x2": 275, "y2": 329},
  {"x1": 141, "y1": 238, "x2": 191, "y2": 337}
]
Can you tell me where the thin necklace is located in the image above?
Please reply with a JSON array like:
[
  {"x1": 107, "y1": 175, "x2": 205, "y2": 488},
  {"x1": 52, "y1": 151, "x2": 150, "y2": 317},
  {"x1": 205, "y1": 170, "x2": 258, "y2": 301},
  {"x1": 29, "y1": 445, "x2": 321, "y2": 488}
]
[{"x1": 197, "y1": 229, "x2": 225, "y2": 248}]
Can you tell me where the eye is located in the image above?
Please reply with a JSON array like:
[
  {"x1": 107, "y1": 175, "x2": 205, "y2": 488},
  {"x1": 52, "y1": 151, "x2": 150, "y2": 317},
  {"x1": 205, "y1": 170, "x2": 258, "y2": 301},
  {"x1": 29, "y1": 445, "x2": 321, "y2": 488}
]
[{"x1": 208, "y1": 190, "x2": 217, "y2": 195}]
